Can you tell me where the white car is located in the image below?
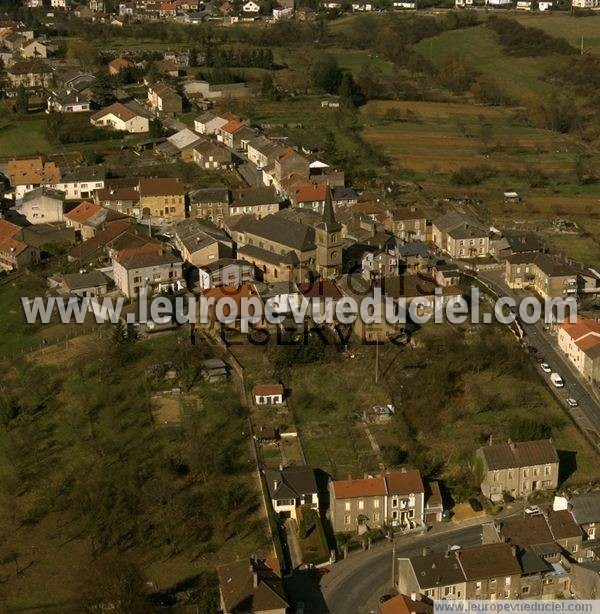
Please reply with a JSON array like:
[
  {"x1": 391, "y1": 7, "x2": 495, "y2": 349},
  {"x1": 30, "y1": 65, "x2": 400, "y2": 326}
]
[
  {"x1": 525, "y1": 505, "x2": 541, "y2": 516},
  {"x1": 567, "y1": 398, "x2": 579, "y2": 407},
  {"x1": 540, "y1": 363, "x2": 551, "y2": 373}
]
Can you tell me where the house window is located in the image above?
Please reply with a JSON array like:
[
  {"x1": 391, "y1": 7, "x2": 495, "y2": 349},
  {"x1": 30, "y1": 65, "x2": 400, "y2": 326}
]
[
  {"x1": 344, "y1": 514, "x2": 350, "y2": 524},
  {"x1": 522, "y1": 586, "x2": 530, "y2": 594},
  {"x1": 505, "y1": 577, "x2": 511, "y2": 586},
  {"x1": 374, "y1": 512, "x2": 379, "y2": 522},
  {"x1": 345, "y1": 502, "x2": 350, "y2": 511},
  {"x1": 544, "y1": 464, "x2": 551, "y2": 476},
  {"x1": 374, "y1": 499, "x2": 379, "y2": 509},
  {"x1": 358, "y1": 500, "x2": 364, "y2": 510}
]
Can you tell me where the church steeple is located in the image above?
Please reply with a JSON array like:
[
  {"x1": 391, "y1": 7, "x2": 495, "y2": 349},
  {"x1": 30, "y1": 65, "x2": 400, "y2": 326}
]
[
  {"x1": 319, "y1": 187, "x2": 341, "y2": 232},
  {"x1": 315, "y1": 186, "x2": 342, "y2": 278}
]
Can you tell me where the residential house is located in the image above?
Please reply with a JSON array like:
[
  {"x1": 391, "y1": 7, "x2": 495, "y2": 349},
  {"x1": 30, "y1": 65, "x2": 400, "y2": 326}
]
[
  {"x1": 193, "y1": 111, "x2": 229, "y2": 135},
  {"x1": 362, "y1": 249, "x2": 399, "y2": 282},
  {"x1": 476, "y1": 439, "x2": 559, "y2": 502},
  {"x1": 252, "y1": 382, "x2": 284, "y2": 405},
  {"x1": 271, "y1": 147, "x2": 310, "y2": 186},
  {"x1": 230, "y1": 186, "x2": 281, "y2": 218},
  {"x1": 379, "y1": 594, "x2": 433, "y2": 614},
  {"x1": 50, "y1": 165, "x2": 106, "y2": 200},
  {"x1": 7, "y1": 59, "x2": 53, "y2": 89},
  {"x1": 494, "y1": 232, "x2": 543, "y2": 260},
  {"x1": 197, "y1": 258, "x2": 256, "y2": 290},
  {"x1": 112, "y1": 244, "x2": 183, "y2": 298},
  {"x1": 432, "y1": 211, "x2": 489, "y2": 259},
  {"x1": 263, "y1": 465, "x2": 319, "y2": 520},
  {"x1": 571, "y1": 561, "x2": 600, "y2": 600},
  {"x1": 557, "y1": 317, "x2": 600, "y2": 385},
  {"x1": 0, "y1": 220, "x2": 40, "y2": 271},
  {"x1": 18, "y1": 187, "x2": 65, "y2": 224},
  {"x1": 7, "y1": 157, "x2": 61, "y2": 199},
  {"x1": 394, "y1": 543, "x2": 524, "y2": 601},
  {"x1": 567, "y1": 492, "x2": 600, "y2": 540},
  {"x1": 332, "y1": 187, "x2": 358, "y2": 209},
  {"x1": 293, "y1": 183, "x2": 328, "y2": 213},
  {"x1": 505, "y1": 253, "x2": 582, "y2": 299},
  {"x1": 47, "y1": 88, "x2": 91, "y2": 113},
  {"x1": 188, "y1": 187, "x2": 231, "y2": 222},
  {"x1": 95, "y1": 181, "x2": 140, "y2": 217},
  {"x1": 138, "y1": 177, "x2": 185, "y2": 220},
  {"x1": 246, "y1": 136, "x2": 283, "y2": 169},
  {"x1": 59, "y1": 270, "x2": 110, "y2": 298},
  {"x1": 107, "y1": 56, "x2": 134, "y2": 75},
  {"x1": 192, "y1": 140, "x2": 232, "y2": 170},
  {"x1": 201, "y1": 283, "x2": 263, "y2": 330},
  {"x1": 173, "y1": 218, "x2": 232, "y2": 267},
  {"x1": 328, "y1": 469, "x2": 426, "y2": 533},
  {"x1": 65, "y1": 201, "x2": 130, "y2": 240},
  {"x1": 384, "y1": 206, "x2": 428, "y2": 242},
  {"x1": 91, "y1": 102, "x2": 149, "y2": 133},
  {"x1": 572, "y1": 0, "x2": 600, "y2": 7},
  {"x1": 147, "y1": 81, "x2": 183, "y2": 114},
  {"x1": 20, "y1": 39, "x2": 47, "y2": 59},
  {"x1": 218, "y1": 120, "x2": 255, "y2": 149},
  {"x1": 216, "y1": 558, "x2": 288, "y2": 614}
]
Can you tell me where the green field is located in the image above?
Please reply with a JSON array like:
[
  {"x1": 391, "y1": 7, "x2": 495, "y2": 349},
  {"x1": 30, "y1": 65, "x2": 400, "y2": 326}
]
[
  {"x1": 0, "y1": 115, "x2": 53, "y2": 156},
  {"x1": 413, "y1": 24, "x2": 566, "y2": 101},
  {"x1": 510, "y1": 13, "x2": 600, "y2": 54}
]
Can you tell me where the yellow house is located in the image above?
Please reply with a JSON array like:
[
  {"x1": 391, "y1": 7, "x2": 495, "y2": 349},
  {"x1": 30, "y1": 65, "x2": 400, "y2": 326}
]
[{"x1": 138, "y1": 178, "x2": 186, "y2": 220}]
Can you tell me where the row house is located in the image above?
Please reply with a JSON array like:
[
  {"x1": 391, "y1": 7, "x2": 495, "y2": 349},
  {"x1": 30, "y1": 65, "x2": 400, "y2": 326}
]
[
  {"x1": 229, "y1": 186, "x2": 281, "y2": 218},
  {"x1": 64, "y1": 201, "x2": 130, "y2": 241},
  {"x1": 7, "y1": 59, "x2": 53, "y2": 89},
  {"x1": 395, "y1": 542, "x2": 566, "y2": 602},
  {"x1": 138, "y1": 177, "x2": 185, "y2": 220},
  {"x1": 476, "y1": 439, "x2": 559, "y2": 502},
  {"x1": 188, "y1": 187, "x2": 230, "y2": 223},
  {"x1": 192, "y1": 140, "x2": 232, "y2": 170},
  {"x1": 0, "y1": 219, "x2": 40, "y2": 271},
  {"x1": 112, "y1": 244, "x2": 183, "y2": 298},
  {"x1": 7, "y1": 156, "x2": 61, "y2": 199},
  {"x1": 172, "y1": 218, "x2": 232, "y2": 268},
  {"x1": 50, "y1": 165, "x2": 106, "y2": 200},
  {"x1": 557, "y1": 317, "x2": 600, "y2": 385},
  {"x1": 384, "y1": 206, "x2": 428, "y2": 243},
  {"x1": 197, "y1": 258, "x2": 256, "y2": 290},
  {"x1": 328, "y1": 469, "x2": 427, "y2": 533}
]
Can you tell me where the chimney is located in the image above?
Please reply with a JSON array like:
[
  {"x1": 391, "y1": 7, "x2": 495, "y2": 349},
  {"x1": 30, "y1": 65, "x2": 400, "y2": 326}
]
[{"x1": 273, "y1": 480, "x2": 279, "y2": 490}]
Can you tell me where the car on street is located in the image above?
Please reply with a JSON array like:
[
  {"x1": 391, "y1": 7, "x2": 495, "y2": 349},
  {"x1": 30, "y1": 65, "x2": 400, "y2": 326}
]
[
  {"x1": 525, "y1": 505, "x2": 541, "y2": 516},
  {"x1": 551, "y1": 373, "x2": 564, "y2": 388},
  {"x1": 541, "y1": 363, "x2": 551, "y2": 373},
  {"x1": 567, "y1": 398, "x2": 579, "y2": 407}
]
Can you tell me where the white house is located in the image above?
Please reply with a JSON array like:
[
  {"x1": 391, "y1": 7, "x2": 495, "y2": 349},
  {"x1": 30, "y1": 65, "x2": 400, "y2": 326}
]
[
  {"x1": 49, "y1": 165, "x2": 106, "y2": 201},
  {"x1": 90, "y1": 102, "x2": 149, "y2": 134},
  {"x1": 18, "y1": 187, "x2": 65, "y2": 224},
  {"x1": 263, "y1": 466, "x2": 320, "y2": 520},
  {"x1": 252, "y1": 383, "x2": 284, "y2": 405},
  {"x1": 193, "y1": 111, "x2": 229, "y2": 135}
]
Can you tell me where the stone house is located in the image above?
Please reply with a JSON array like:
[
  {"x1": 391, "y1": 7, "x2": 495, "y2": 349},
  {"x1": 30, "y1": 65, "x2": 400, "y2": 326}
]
[{"x1": 476, "y1": 439, "x2": 559, "y2": 502}]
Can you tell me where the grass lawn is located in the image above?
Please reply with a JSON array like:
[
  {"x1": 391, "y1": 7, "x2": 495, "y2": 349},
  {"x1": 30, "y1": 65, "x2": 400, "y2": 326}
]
[{"x1": 0, "y1": 114, "x2": 53, "y2": 157}]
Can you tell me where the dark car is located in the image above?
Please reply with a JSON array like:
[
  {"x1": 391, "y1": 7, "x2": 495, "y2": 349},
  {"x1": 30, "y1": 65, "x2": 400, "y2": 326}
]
[{"x1": 468, "y1": 497, "x2": 483, "y2": 512}]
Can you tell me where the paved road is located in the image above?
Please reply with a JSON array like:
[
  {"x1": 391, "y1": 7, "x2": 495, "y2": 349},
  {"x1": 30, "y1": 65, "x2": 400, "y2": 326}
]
[
  {"x1": 321, "y1": 524, "x2": 483, "y2": 614},
  {"x1": 476, "y1": 269, "x2": 600, "y2": 444}
]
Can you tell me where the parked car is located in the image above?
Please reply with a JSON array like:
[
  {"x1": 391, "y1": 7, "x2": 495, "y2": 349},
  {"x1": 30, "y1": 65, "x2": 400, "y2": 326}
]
[
  {"x1": 468, "y1": 497, "x2": 483, "y2": 512},
  {"x1": 550, "y1": 373, "x2": 564, "y2": 388},
  {"x1": 525, "y1": 505, "x2": 541, "y2": 516},
  {"x1": 567, "y1": 398, "x2": 579, "y2": 407},
  {"x1": 541, "y1": 363, "x2": 552, "y2": 373}
]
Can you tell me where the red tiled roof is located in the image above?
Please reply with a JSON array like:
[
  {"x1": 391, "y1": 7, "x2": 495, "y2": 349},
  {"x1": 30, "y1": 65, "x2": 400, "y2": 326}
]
[
  {"x1": 138, "y1": 178, "x2": 185, "y2": 197},
  {"x1": 332, "y1": 476, "x2": 386, "y2": 499},
  {"x1": 220, "y1": 120, "x2": 243, "y2": 134},
  {"x1": 294, "y1": 183, "x2": 327, "y2": 203},
  {"x1": 252, "y1": 383, "x2": 284, "y2": 396},
  {"x1": 385, "y1": 469, "x2": 425, "y2": 495},
  {"x1": 380, "y1": 594, "x2": 433, "y2": 614},
  {"x1": 65, "y1": 201, "x2": 103, "y2": 224}
]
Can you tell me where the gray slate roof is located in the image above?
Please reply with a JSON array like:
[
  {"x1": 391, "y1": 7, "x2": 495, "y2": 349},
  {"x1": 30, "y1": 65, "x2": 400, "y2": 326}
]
[{"x1": 569, "y1": 492, "x2": 600, "y2": 525}]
